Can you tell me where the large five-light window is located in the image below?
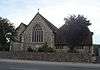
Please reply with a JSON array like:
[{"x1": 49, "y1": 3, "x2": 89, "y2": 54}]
[{"x1": 32, "y1": 24, "x2": 43, "y2": 42}]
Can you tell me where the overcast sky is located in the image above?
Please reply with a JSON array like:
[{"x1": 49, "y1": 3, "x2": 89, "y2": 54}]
[{"x1": 0, "y1": 0, "x2": 100, "y2": 44}]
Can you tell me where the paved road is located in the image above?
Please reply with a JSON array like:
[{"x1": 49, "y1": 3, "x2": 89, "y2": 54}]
[{"x1": 0, "y1": 59, "x2": 100, "y2": 70}]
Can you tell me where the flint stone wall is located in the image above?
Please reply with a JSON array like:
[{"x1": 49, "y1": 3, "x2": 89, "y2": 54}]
[{"x1": 0, "y1": 51, "x2": 92, "y2": 63}]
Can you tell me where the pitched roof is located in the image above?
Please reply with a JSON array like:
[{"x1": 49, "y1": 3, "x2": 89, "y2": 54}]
[
  {"x1": 55, "y1": 23, "x2": 93, "y2": 46},
  {"x1": 55, "y1": 23, "x2": 68, "y2": 45},
  {"x1": 16, "y1": 22, "x2": 27, "y2": 31},
  {"x1": 19, "y1": 12, "x2": 58, "y2": 35},
  {"x1": 38, "y1": 13, "x2": 58, "y2": 33},
  {"x1": 16, "y1": 22, "x2": 27, "y2": 35}
]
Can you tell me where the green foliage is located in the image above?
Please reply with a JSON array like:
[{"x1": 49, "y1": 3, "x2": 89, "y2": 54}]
[
  {"x1": 38, "y1": 42, "x2": 55, "y2": 53},
  {"x1": 0, "y1": 17, "x2": 16, "y2": 51},
  {"x1": 0, "y1": 42, "x2": 10, "y2": 51},
  {"x1": 64, "y1": 15, "x2": 92, "y2": 52},
  {"x1": 27, "y1": 47, "x2": 33, "y2": 52},
  {"x1": 65, "y1": 15, "x2": 91, "y2": 26}
]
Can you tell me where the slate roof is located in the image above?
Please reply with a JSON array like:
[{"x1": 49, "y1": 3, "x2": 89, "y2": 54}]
[
  {"x1": 15, "y1": 12, "x2": 60, "y2": 43},
  {"x1": 17, "y1": 12, "x2": 59, "y2": 35},
  {"x1": 38, "y1": 13, "x2": 58, "y2": 33},
  {"x1": 15, "y1": 12, "x2": 92, "y2": 46},
  {"x1": 55, "y1": 24, "x2": 69, "y2": 45},
  {"x1": 55, "y1": 23, "x2": 93, "y2": 46},
  {"x1": 16, "y1": 22, "x2": 27, "y2": 31}
]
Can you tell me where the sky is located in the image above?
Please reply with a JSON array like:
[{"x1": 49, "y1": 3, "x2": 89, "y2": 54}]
[{"x1": 0, "y1": 0, "x2": 100, "y2": 44}]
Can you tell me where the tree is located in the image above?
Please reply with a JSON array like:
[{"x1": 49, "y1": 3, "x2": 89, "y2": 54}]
[
  {"x1": 64, "y1": 15, "x2": 91, "y2": 52},
  {"x1": 0, "y1": 17, "x2": 16, "y2": 51}
]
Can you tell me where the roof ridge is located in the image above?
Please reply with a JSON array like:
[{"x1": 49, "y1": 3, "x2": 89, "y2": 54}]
[
  {"x1": 20, "y1": 22, "x2": 27, "y2": 26},
  {"x1": 20, "y1": 12, "x2": 59, "y2": 34},
  {"x1": 38, "y1": 13, "x2": 58, "y2": 32},
  {"x1": 16, "y1": 22, "x2": 27, "y2": 30}
]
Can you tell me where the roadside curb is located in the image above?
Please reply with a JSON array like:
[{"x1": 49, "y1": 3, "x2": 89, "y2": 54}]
[{"x1": 0, "y1": 58, "x2": 100, "y2": 68}]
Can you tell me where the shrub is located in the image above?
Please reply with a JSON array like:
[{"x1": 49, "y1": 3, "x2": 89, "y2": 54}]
[
  {"x1": 38, "y1": 42, "x2": 55, "y2": 53},
  {"x1": 27, "y1": 47, "x2": 33, "y2": 52}
]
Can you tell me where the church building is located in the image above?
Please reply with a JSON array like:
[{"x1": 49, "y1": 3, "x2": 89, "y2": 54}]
[{"x1": 11, "y1": 12, "x2": 93, "y2": 52}]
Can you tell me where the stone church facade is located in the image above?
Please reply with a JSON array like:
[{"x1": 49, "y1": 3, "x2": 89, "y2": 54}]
[{"x1": 11, "y1": 12, "x2": 93, "y2": 52}]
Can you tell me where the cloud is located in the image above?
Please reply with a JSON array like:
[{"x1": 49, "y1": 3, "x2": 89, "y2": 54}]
[{"x1": 0, "y1": 0, "x2": 100, "y2": 44}]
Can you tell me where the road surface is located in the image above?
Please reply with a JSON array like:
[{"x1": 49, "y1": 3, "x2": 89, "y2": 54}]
[{"x1": 0, "y1": 59, "x2": 100, "y2": 70}]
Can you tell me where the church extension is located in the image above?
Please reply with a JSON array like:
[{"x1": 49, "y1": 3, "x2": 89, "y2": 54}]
[{"x1": 11, "y1": 12, "x2": 93, "y2": 52}]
